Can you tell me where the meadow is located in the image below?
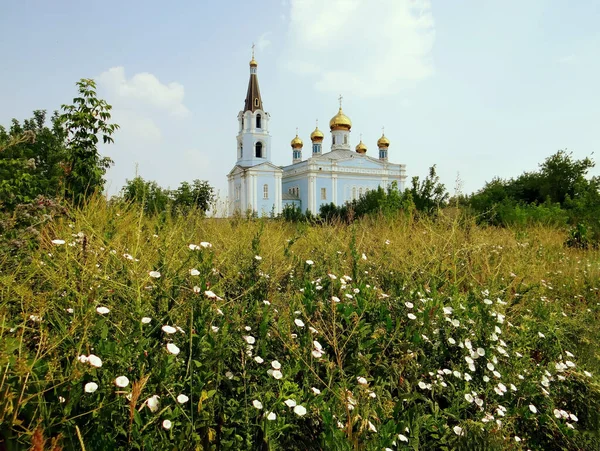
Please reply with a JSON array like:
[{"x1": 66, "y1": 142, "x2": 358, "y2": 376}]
[{"x1": 1, "y1": 200, "x2": 599, "y2": 450}]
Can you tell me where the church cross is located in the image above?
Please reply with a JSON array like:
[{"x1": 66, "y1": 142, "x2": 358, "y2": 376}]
[
  {"x1": 382, "y1": 126, "x2": 385, "y2": 135},
  {"x1": 252, "y1": 43, "x2": 255, "y2": 59},
  {"x1": 296, "y1": 127, "x2": 299, "y2": 136},
  {"x1": 338, "y1": 94, "x2": 343, "y2": 108}
]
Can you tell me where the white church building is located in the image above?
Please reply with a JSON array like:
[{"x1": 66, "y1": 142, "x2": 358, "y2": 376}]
[{"x1": 227, "y1": 54, "x2": 407, "y2": 216}]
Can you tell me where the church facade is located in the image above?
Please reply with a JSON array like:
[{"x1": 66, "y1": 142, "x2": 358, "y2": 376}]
[{"x1": 227, "y1": 55, "x2": 407, "y2": 216}]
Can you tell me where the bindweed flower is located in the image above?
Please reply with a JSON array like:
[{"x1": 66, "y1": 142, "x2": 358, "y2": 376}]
[
  {"x1": 146, "y1": 395, "x2": 160, "y2": 412},
  {"x1": 96, "y1": 306, "x2": 110, "y2": 315},
  {"x1": 271, "y1": 360, "x2": 281, "y2": 369},
  {"x1": 141, "y1": 317, "x2": 152, "y2": 324},
  {"x1": 252, "y1": 400, "x2": 263, "y2": 409},
  {"x1": 453, "y1": 426, "x2": 463, "y2": 436},
  {"x1": 529, "y1": 404, "x2": 537, "y2": 414},
  {"x1": 78, "y1": 355, "x2": 89, "y2": 363},
  {"x1": 211, "y1": 326, "x2": 219, "y2": 332},
  {"x1": 162, "y1": 419, "x2": 172, "y2": 430},
  {"x1": 284, "y1": 399, "x2": 296, "y2": 408},
  {"x1": 272, "y1": 370, "x2": 283, "y2": 379},
  {"x1": 51, "y1": 239, "x2": 66, "y2": 245},
  {"x1": 166, "y1": 343, "x2": 180, "y2": 355},
  {"x1": 114, "y1": 376, "x2": 129, "y2": 388},
  {"x1": 84, "y1": 382, "x2": 98, "y2": 393},
  {"x1": 149, "y1": 271, "x2": 161, "y2": 278},
  {"x1": 189, "y1": 268, "x2": 200, "y2": 276},
  {"x1": 305, "y1": 260, "x2": 314, "y2": 265},
  {"x1": 177, "y1": 394, "x2": 189, "y2": 404},
  {"x1": 254, "y1": 255, "x2": 262, "y2": 261},
  {"x1": 294, "y1": 405, "x2": 307, "y2": 416},
  {"x1": 88, "y1": 354, "x2": 102, "y2": 368},
  {"x1": 368, "y1": 421, "x2": 377, "y2": 432},
  {"x1": 225, "y1": 371, "x2": 234, "y2": 379},
  {"x1": 254, "y1": 356, "x2": 264, "y2": 363},
  {"x1": 465, "y1": 393, "x2": 474, "y2": 403},
  {"x1": 311, "y1": 387, "x2": 321, "y2": 395},
  {"x1": 266, "y1": 411, "x2": 276, "y2": 420},
  {"x1": 200, "y1": 242, "x2": 212, "y2": 248},
  {"x1": 162, "y1": 325, "x2": 177, "y2": 334},
  {"x1": 357, "y1": 376, "x2": 368, "y2": 385},
  {"x1": 243, "y1": 336, "x2": 256, "y2": 345},
  {"x1": 294, "y1": 318, "x2": 305, "y2": 327},
  {"x1": 398, "y1": 434, "x2": 409, "y2": 442},
  {"x1": 407, "y1": 313, "x2": 417, "y2": 320}
]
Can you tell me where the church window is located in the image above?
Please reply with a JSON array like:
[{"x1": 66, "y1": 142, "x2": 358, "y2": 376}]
[
  {"x1": 238, "y1": 144, "x2": 242, "y2": 159},
  {"x1": 359, "y1": 187, "x2": 363, "y2": 197},
  {"x1": 235, "y1": 186, "x2": 241, "y2": 200},
  {"x1": 256, "y1": 114, "x2": 262, "y2": 129},
  {"x1": 321, "y1": 188, "x2": 326, "y2": 200},
  {"x1": 263, "y1": 184, "x2": 269, "y2": 199},
  {"x1": 255, "y1": 142, "x2": 263, "y2": 158},
  {"x1": 344, "y1": 135, "x2": 348, "y2": 144},
  {"x1": 332, "y1": 136, "x2": 336, "y2": 145},
  {"x1": 352, "y1": 187, "x2": 356, "y2": 200},
  {"x1": 254, "y1": 98, "x2": 259, "y2": 107},
  {"x1": 313, "y1": 144, "x2": 320, "y2": 154}
]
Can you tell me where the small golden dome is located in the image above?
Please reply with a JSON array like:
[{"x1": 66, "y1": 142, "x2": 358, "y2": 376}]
[
  {"x1": 377, "y1": 134, "x2": 390, "y2": 148},
  {"x1": 355, "y1": 140, "x2": 367, "y2": 154},
  {"x1": 290, "y1": 134, "x2": 303, "y2": 148},
  {"x1": 329, "y1": 108, "x2": 352, "y2": 131},
  {"x1": 310, "y1": 126, "x2": 324, "y2": 141},
  {"x1": 249, "y1": 59, "x2": 258, "y2": 67}
]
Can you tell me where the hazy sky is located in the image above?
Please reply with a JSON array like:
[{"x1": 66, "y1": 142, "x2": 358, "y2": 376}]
[{"x1": 1, "y1": 0, "x2": 599, "y2": 201}]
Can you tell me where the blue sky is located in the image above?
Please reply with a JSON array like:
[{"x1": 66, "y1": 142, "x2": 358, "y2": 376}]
[{"x1": 1, "y1": 0, "x2": 599, "y2": 205}]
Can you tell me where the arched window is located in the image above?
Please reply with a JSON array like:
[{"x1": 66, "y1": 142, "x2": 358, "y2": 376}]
[
  {"x1": 255, "y1": 142, "x2": 263, "y2": 158},
  {"x1": 344, "y1": 135, "x2": 348, "y2": 144},
  {"x1": 263, "y1": 184, "x2": 269, "y2": 199},
  {"x1": 256, "y1": 114, "x2": 262, "y2": 129},
  {"x1": 352, "y1": 187, "x2": 356, "y2": 200},
  {"x1": 359, "y1": 187, "x2": 363, "y2": 197},
  {"x1": 238, "y1": 144, "x2": 242, "y2": 159},
  {"x1": 332, "y1": 136, "x2": 336, "y2": 145}
]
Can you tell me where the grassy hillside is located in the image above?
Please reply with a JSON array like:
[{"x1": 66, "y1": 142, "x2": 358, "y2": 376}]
[{"x1": 1, "y1": 200, "x2": 599, "y2": 450}]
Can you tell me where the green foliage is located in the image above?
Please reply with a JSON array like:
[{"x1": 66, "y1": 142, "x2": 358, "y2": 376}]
[
  {"x1": 59, "y1": 79, "x2": 119, "y2": 205},
  {"x1": 171, "y1": 179, "x2": 214, "y2": 214},
  {"x1": 409, "y1": 165, "x2": 449, "y2": 214}
]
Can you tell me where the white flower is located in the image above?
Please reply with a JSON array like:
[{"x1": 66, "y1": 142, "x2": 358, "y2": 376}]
[
  {"x1": 453, "y1": 425, "x2": 463, "y2": 436},
  {"x1": 305, "y1": 260, "x2": 314, "y2": 265},
  {"x1": 254, "y1": 356, "x2": 264, "y2": 364},
  {"x1": 211, "y1": 326, "x2": 219, "y2": 332},
  {"x1": 78, "y1": 355, "x2": 89, "y2": 363},
  {"x1": 29, "y1": 315, "x2": 42, "y2": 322},
  {"x1": 584, "y1": 370, "x2": 593, "y2": 377},
  {"x1": 284, "y1": 399, "x2": 296, "y2": 407},
  {"x1": 294, "y1": 405, "x2": 307, "y2": 416},
  {"x1": 443, "y1": 307, "x2": 453, "y2": 315},
  {"x1": 361, "y1": 253, "x2": 367, "y2": 260},
  {"x1": 66, "y1": 308, "x2": 74, "y2": 314},
  {"x1": 225, "y1": 371, "x2": 234, "y2": 379},
  {"x1": 272, "y1": 370, "x2": 283, "y2": 379},
  {"x1": 114, "y1": 376, "x2": 129, "y2": 388},
  {"x1": 149, "y1": 271, "x2": 161, "y2": 278},
  {"x1": 368, "y1": 421, "x2": 377, "y2": 432},
  {"x1": 570, "y1": 413, "x2": 578, "y2": 422},
  {"x1": 515, "y1": 436, "x2": 521, "y2": 442},
  {"x1": 477, "y1": 348, "x2": 485, "y2": 357},
  {"x1": 84, "y1": 382, "x2": 98, "y2": 393},
  {"x1": 96, "y1": 306, "x2": 110, "y2": 315},
  {"x1": 162, "y1": 419, "x2": 172, "y2": 430},
  {"x1": 166, "y1": 343, "x2": 180, "y2": 355},
  {"x1": 312, "y1": 350, "x2": 323, "y2": 358},
  {"x1": 529, "y1": 404, "x2": 537, "y2": 414},
  {"x1": 189, "y1": 244, "x2": 200, "y2": 250},
  {"x1": 252, "y1": 400, "x2": 263, "y2": 409},
  {"x1": 59, "y1": 396, "x2": 65, "y2": 403},
  {"x1": 538, "y1": 332, "x2": 545, "y2": 338},
  {"x1": 294, "y1": 318, "x2": 305, "y2": 327},
  {"x1": 189, "y1": 268, "x2": 200, "y2": 276},
  {"x1": 418, "y1": 381, "x2": 427, "y2": 390},
  {"x1": 332, "y1": 296, "x2": 341, "y2": 303},
  {"x1": 311, "y1": 387, "x2": 321, "y2": 395},
  {"x1": 405, "y1": 301, "x2": 414, "y2": 308},
  {"x1": 200, "y1": 241, "x2": 212, "y2": 248},
  {"x1": 51, "y1": 239, "x2": 66, "y2": 245},
  {"x1": 177, "y1": 394, "x2": 189, "y2": 404},
  {"x1": 254, "y1": 255, "x2": 262, "y2": 261},
  {"x1": 266, "y1": 411, "x2": 277, "y2": 420},
  {"x1": 162, "y1": 325, "x2": 177, "y2": 334},
  {"x1": 464, "y1": 393, "x2": 474, "y2": 403},
  {"x1": 565, "y1": 360, "x2": 576, "y2": 368},
  {"x1": 141, "y1": 317, "x2": 152, "y2": 324},
  {"x1": 88, "y1": 354, "x2": 102, "y2": 368},
  {"x1": 407, "y1": 313, "x2": 417, "y2": 320},
  {"x1": 357, "y1": 376, "x2": 368, "y2": 385},
  {"x1": 271, "y1": 360, "x2": 281, "y2": 369},
  {"x1": 448, "y1": 337, "x2": 456, "y2": 345}
]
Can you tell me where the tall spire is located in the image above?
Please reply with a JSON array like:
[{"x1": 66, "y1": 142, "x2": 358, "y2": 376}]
[{"x1": 244, "y1": 44, "x2": 263, "y2": 112}]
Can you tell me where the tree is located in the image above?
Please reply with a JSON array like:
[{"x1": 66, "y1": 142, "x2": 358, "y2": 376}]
[
  {"x1": 122, "y1": 176, "x2": 171, "y2": 214},
  {"x1": 172, "y1": 179, "x2": 214, "y2": 214},
  {"x1": 410, "y1": 165, "x2": 449, "y2": 213},
  {"x1": 60, "y1": 79, "x2": 119, "y2": 205}
]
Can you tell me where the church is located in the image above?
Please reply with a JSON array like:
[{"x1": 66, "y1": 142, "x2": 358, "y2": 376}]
[{"x1": 227, "y1": 54, "x2": 407, "y2": 216}]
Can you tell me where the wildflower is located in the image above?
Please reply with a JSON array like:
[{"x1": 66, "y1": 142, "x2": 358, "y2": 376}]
[
  {"x1": 29, "y1": 315, "x2": 42, "y2": 322},
  {"x1": 162, "y1": 419, "x2": 172, "y2": 430},
  {"x1": 59, "y1": 396, "x2": 65, "y2": 403},
  {"x1": 328, "y1": 273, "x2": 337, "y2": 280},
  {"x1": 88, "y1": 354, "x2": 102, "y2": 368},
  {"x1": 405, "y1": 301, "x2": 414, "y2": 308},
  {"x1": 368, "y1": 421, "x2": 377, "y2": 432},
  {"x1": 584, "y1": 370, "x2": 593, "y2": 377},
  {"x1": 96, "y1": 306, "x2": 110, "y2": 315},
  {"x1": 477, "y1": 348, "x2": 485, "y2": 357},
  {"x1": 309, "y1": 326, "x2": 319, "y2": 334},
  {"x1": 357, "y1": 376, "x2": 368, "y2": 385},
  {"x1": 200, "y1": 242, "x2": 212, "y2": 248},
  {"x1": 284, "y1": 399, "x2": 296, "y2": 407},
  {"x1": 332, "y1": 296, "x2": 341, "y2": 303},
  {"x1": 141, "y1": 317, "x2": 152, "y2": 324},
  {"x1": 453, "y1": 426, "x2": 463, "y2": 436},
  {"x1": 311, "y1": 387, "x2": 321, "y2": 395},
  {"x1": 114, "y1": 376, "x2": 129, "y2": 388},
  {"x1": 305, "y1": 260, "x2": 314, "y2": 265},
  {"x1": 272, "y1": 370, "x2": 283, "y2": 379},
  {"x1": 538, "y1": 332, "x2": 545, "y2": 338},
  {"x1": 570, "y1": 413, "x2": 578, "y2": 422},
  {"x1": 565, "y1": 360, "x2": 576, "y2": 368},
  {"x1": 484, "y1": 299, "x2": 493, "y2": 305},
  {"x1": 254, "y1": 356, "x2": 264, "y2": 364},
  {"x1": 243, "y1": 336, "x2": 256, "y2": 344},
  {"x1": 252, "y1": 400, "x2": 263, "y2": 409},
  {"x1": 177, "y1": 394, "x2": 189, "y2": 404},
  {"x1": 225, "y1": 371, "x2": 234, "y2": 379},
  {"x1": 464, "y1": 373, "x2": 472, "y2": 381},
  {"x1": 448, "y1": 337, "x2": 456, "y2": 345},
  {"x1": 189, "y1": 244, "x2": 200, "y2": 250},
  {"x1": 465, "y1": 393, "x2": 474, "y2": 403},
  {"x1": 418, "y1": 381, "x2": 427, "y2": 390},
  {"x1": 162, "y1": 325, "x2": 177, "y2": 334},
  {"x1": 294, "y1": 318, "x2": 305, "y2": 327},
  {"x1": 51, "y1": 239, "x2": 66, "y2": 245},
  {"x1": 271, "y1": 360, "x2": 281, "y2": 369},
  {"x1": 189, "y1": 268, "x2": 200, "y2": 276},
  {"x1": 166, "y1": 343, "x2": 180, "y2": 355},
  {"x1": 443, "y1": 306, "x2": 453, "y2": 315},
  {"x1": 66, "y1": 308, "x2": 74, "y2": 314},
  {"x1": 84, "y1": 382, "x2": 98, "y2": 393},
  {"x1": 529, "y1": 404, "x2": 537, "y2": 414},
  {"x1": 211, "y1": 326, "x2": 219, "y2": 332},
  {"x1": 254, "y1": 255, "x2": 262, "y2": 261},
  {"x1": 294, "y1": 405, "x2": 307, "y2": 416},
  {"x1": 451, "y1": 319, "x2": 460, "y2": 327},
  {"x1": 515, "y1": 436, "x2": 521, "y2": 442},
  {"x1": 149, "y1": 271, "x2": 161, "y2": 278},
  {"x1": 266, "y1": 411, "x2": 277, "y2": 420},
  {"x1": 312, "y1": 350, "x2": 323, "y2": 358},
  {"x1": 78, "y1": 355, "x2": 89, "y2": 363},
  {"x1": 407, "y1": 313, "x2": 417, "y2": 320}
]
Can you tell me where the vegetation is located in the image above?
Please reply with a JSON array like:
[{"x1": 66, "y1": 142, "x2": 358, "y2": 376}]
[{"x1": 0, "y1": 200, "x2": 599, "y2": 450}]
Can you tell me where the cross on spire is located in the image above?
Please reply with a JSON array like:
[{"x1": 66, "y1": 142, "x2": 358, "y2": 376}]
[
  {"x1": 382, "y1": 126, "x2": 385, "y2": 136},
  {"x1": 359, "y1": 133, "x2": 363, "y2": 141},
  {"x1": 296, "y1": 126, "x2": 299, "y2": 136},
  {"x1": 252, "y1": 43, "x2": 255, "y2": 59},
  {"x1": 316, "y1": 119, "x2": 319, "y2": 128},
  {"x1": 338, "y1": 94, "x2": 343, "y2": 109}
]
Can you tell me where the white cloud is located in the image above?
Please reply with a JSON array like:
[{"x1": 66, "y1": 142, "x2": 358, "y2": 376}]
[
  {"x1": 97, "y1": 67, "x2": 189, "y2": 117},
  {"x1": 284, "y1": 0, "x2": 435, "y2": 97}
]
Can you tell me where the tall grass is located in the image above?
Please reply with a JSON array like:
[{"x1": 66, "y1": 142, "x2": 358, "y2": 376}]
[{"x1": 1, "y1": 197, "x2": 599, "y2": 450}]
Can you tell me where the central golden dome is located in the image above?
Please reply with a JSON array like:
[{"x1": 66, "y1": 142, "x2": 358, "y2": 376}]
[
  {"x1": 290, "y1": 134, "x2": 303, "y2": 148},
  {"x1": 377, "y1": 134, "x2": 390, "y2": 148},
  {"x1": 310, "y1": 126, "x2": 324, "y2": 141},
  {"x1": 249, "y1": 58, "x2": 258, "y2": 67},
  {"x1": 329, "y1": 108, "x2": 352, "y2": 131},
  {"x1": 355, "y1": 140, "x2": 367, "y2": 154}
]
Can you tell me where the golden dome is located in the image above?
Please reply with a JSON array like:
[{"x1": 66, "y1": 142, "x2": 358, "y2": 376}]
[
  {"x1": 249, "y1": 58, "x2": 258, "y2": 67},
  {"x1": 310, "y1": 126, "x2": 324, "y2": 141},
  {"x1": 355, "y1": 140, "x2": 367, "y2": 154},
  {"x1": 329, "y1": 108, "x2": 352, "y2": 131},
  {"x1": 377, "y1": 133, "x2": 390, "y2": 148},
  {"x1": 290, "y1": 134, "x2": 303, "y2": 148}
]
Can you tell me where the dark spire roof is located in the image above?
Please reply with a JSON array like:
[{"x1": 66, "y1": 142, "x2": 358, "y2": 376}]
[{"x1": 244, "y1": 61, "x2": 263, "y2": 113}]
